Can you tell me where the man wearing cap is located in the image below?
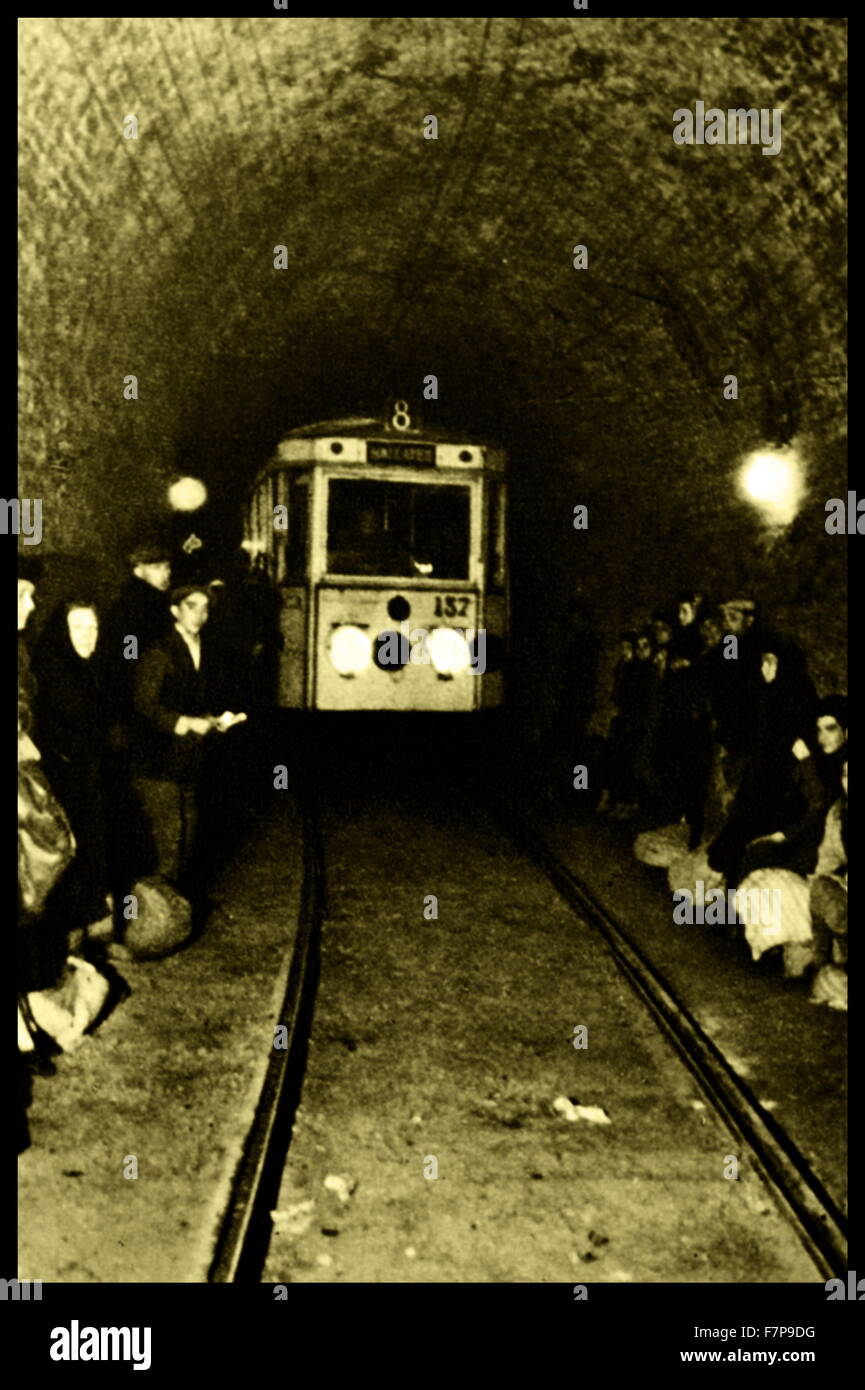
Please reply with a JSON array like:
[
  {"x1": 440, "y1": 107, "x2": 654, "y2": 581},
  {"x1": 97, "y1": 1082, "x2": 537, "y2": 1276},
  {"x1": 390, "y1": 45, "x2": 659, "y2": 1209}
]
[
  {"x1": 714, "y1": 597, "x2": 764, "y2": 754},
  {"x1": 99, "y1": 538, "x2": 175, "y2": 897},
  {"x1": 101, "y1": 538, "x2": 174, "y2": 724},
  {"x1": 131, "y1": 581, "x2": 243, "y2": 895}
]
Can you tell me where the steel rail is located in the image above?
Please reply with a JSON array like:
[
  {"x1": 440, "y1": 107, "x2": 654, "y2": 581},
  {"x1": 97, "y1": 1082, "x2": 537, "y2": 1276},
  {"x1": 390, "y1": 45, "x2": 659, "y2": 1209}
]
[{"x1": 208, "y1": 785, "x2": 325, "y2": 1283}]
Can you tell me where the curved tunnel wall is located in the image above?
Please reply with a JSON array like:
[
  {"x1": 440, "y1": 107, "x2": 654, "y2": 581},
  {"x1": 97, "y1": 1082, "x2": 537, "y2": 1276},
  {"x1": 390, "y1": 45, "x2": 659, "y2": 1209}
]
[{"x1": 19, "y1": 16, "x2": 847, "y2": 719}]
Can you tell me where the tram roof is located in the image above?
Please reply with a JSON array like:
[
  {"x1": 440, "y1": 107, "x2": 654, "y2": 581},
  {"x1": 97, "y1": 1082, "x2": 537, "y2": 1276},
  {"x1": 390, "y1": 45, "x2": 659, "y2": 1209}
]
[
  {"x1": 274, "y1": 416, "x2": 502, "y2": 448},
  {"x1": 249, "y1": 415, "x2": 506, "y2": 484}
]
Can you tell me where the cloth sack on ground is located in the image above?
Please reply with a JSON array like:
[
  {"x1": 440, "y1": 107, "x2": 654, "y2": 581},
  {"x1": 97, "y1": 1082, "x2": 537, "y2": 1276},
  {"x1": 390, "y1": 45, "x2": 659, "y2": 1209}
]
[
  {"x1": 667, "y1": 843, "x2": 725, "y2": 900},
  {"x1": 634, "y1": 821, "x2": 690, "y2": 868},
  {"x1": 735, "y1": 868, "x2": 812, "y2": 964},
  {"x1": 26, "y1": 956, "x2": 110, "y2": 1052},
  {"x1": 810, "y1": 964, "x2": 848, "y2": 1012},
  {"x1": 123, "y1": 875, "x2": 193, "y2": 961},
  {"x1": 18, "y1": 759, "x2": 76, "y2": 916},
  {"x1": 782, "y1": 940, "x2": 816, "y2": 979}
]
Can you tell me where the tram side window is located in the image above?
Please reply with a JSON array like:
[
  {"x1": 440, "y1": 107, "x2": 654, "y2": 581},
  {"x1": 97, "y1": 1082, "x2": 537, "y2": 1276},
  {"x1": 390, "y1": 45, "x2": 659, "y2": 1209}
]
[
  {"x1": 271, "y1": 475, "x2": 281, "y2": 569},
  {"x1": 327, "y1": 480, "x2": 470, "y2": 579},
  {"x1": 281, "y1": 477, "x2": 309, "y2": 583},
  {"x1": 486, "y1": 481, "x2": 506, "y2": 592}
]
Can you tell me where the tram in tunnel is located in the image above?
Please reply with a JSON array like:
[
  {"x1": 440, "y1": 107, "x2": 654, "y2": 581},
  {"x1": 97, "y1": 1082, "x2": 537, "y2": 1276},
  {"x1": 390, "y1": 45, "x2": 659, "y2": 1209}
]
[
  {"x1": 17, "y1": 13, "x2": 848, "y2": 1316},
  {"x1": 242, "y1": 402, "x2": 508, "y2": 711}
]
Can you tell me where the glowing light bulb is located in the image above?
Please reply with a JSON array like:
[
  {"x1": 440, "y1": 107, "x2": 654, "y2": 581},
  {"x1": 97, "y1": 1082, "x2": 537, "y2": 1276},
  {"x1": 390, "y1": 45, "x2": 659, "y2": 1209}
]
[
  {"x1": 168, "y1": 476, "x2": 208, "y2": 511},
  {"x1": 738, "y1": 448, "x2": 803, "y2": 526}
]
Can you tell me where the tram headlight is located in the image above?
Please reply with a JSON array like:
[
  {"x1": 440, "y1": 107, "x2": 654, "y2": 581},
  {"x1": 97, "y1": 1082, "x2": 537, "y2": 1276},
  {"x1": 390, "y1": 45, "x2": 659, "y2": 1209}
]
[
  {"x1": 427, "y1": 627, "x2": 471, "y2": 676},
  {"x1": 330, "y1": 625, "x2": 372, "y2": 676}
]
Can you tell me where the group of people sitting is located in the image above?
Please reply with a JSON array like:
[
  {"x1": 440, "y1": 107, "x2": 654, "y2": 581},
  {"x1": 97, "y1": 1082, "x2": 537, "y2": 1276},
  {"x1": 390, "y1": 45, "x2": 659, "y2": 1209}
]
[
  {"x1": 17, "y1": 537, "x2": 272, "y2": 1151},
  {"x1": 600, "y1": 591, "x2": 848, "y2": 1011}
]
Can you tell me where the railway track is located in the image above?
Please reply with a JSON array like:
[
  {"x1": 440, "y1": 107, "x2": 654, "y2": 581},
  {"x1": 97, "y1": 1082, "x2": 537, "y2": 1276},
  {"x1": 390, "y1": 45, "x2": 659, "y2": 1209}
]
[
  {"x1": 208, "y1": 786, "x2": 325, "y2": 1283},
  {"x1": 209, "y1": 777, "x2": 846, "y2": 1283},
  {"x1": 491, "y1": 797, "x2": 848, "y2": 1281}
]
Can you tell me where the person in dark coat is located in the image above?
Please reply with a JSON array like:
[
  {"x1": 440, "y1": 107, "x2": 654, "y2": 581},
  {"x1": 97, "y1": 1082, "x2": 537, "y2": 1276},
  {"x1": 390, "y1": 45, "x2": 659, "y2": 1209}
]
[
  {"x1": 623, "y1": 627, "x2": 661, "y2": 816},
  {"x1": 19, "y1": 558, "x2": 67, "y2": 988},
  {"x1": 100, "y1": 537, "x2": 174, "y2": 893},
  {"x1": 600, "y1": 632, "x2": 638, "y2": 815},
  {"x1": 635, "y1": 615, "x2": 680, "y2": 823},
  {"x1": 695, "y1": 609, "x2": 740, "y2": 837},
  {"x1": 18, "y1": 559, "x2": 67, "y2": 1132},
  {"x1": 554, "y1": 598, "x2": 602, "y2": 776},
  {"x1": 657, "y1": 593, "x2": 714, "y2": 839},
  {"x1": 814, "y1": 695, "x2": 848, "y2": 799},
  {"x1": 18, "y1": 558, "x2": 72, "y2": 991},
  {"x1": 196, "y1": 560, "x2": 279, "y2": 839},
  {"x1": 707, "y1": 631, "x2": 817, "y2": 884},
  {"x1": 670, "y1": 590, "x2": 704, "y2": 667},
  {"x1": 203, "y1": 553, "x2": 281, "y2": 717},
  {"x1": 131, "y1": 581, "x2": 243, "y2": 895},
  {"x1": 737, "y1": 694, "x2": 848, "y2": 881},
  {"x1": 18, "y1": 559, "x2": 47, "y2": 1147},
  {"x1": 713, "y1": 597, "x2": 765, "y2": 757},
  {"x1": 698, "y1": 607, "x2": 740, "y2": 743},
  {"x1": 32, "y1": 599, "x2": 111, "y2": 935},
  {"x1": 101, "y1": 538, "x2": 173, "y2": 731},
  {"x1": 599, "y1": 632, "x2": 631, "y2": 808}
]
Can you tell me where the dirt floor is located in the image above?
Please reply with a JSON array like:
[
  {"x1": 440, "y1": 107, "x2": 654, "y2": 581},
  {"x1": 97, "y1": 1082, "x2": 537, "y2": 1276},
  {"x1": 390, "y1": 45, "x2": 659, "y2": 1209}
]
[{"x1": 263, "y1": 769, "x2": 822, "y2": 1284}]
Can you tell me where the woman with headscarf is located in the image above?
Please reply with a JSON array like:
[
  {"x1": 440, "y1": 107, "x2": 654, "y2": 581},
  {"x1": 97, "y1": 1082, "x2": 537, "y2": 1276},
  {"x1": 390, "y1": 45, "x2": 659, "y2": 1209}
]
[
  {"x1": 735, "y1": 694, "x2": 847, "y2": 880},
  {"x1": 630, "y1": 627, "x2": 665, "y2": 817},
  {"x1": 670, "y1": 590, "x2": 705, "y2": 667},
  {"x1": 812, "y1": 695, "x2": 848, "y2": 802},
  {"x1": 32, "y1": 598, "x2": 111, "y2": 938},
  {"x1": 662, "y1": 592, "x2": 714, "y2": 842},
  {"x1": 638, "y1": 612, "x2": 682, "y2": 824},
  {"x1": 20, "y1": 588, "x2": 122, "y2": 1111},
  {"x1": 707, "y1": 631, "x2": 817, "y2": 885},
  {"x1": 603, "y1": 627, "x2": 658, "y2": 819}
]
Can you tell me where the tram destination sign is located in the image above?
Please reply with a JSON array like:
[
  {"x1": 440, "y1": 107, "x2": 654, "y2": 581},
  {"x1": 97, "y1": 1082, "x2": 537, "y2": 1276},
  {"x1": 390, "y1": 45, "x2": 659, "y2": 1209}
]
[{"x1": 366, "y1": 440, "x2": 437, "y2": 466}]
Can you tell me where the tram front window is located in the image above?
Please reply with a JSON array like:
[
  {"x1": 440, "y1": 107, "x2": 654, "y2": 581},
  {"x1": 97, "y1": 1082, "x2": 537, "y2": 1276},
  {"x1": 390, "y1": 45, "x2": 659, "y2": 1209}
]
[{"x1": 327, "y1": 480, "x2": 470, "y2": 579}]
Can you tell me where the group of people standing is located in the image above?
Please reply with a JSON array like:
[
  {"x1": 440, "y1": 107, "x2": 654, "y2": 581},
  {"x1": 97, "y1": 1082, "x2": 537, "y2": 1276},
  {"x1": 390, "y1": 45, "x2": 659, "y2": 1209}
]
[
  {"x1": 601, "y1": 590, "x2": 848, "y2": 1009},
  {"x1": 17, "y1": 536, "x2": 272, "y2": 1149}
]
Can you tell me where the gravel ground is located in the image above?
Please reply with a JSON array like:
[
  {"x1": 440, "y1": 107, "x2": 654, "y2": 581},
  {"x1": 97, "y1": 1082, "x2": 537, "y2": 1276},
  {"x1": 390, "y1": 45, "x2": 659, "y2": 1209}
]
[{"x1": 263, "y1": 771, "x2": 820, "y2": 1284}]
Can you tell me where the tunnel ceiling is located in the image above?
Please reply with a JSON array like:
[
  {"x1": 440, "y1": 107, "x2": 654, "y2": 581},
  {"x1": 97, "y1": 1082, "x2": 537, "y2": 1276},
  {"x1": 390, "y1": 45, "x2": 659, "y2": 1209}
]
[{"x1": 19, "y1": 16, "x2": 846, "y2": 553}]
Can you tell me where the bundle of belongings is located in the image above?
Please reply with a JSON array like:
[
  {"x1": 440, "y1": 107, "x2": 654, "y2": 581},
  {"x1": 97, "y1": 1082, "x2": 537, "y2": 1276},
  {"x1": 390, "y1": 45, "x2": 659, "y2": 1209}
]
[
  {"x1": 122, "y1": 876, "x2": 193, "y2": 961},
  {"x1": 734, "y1": 868, "x2": 814, "y2": 978},
  {"x1": 633, "y1": 821, "x2": 691, "y2": 869}
]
